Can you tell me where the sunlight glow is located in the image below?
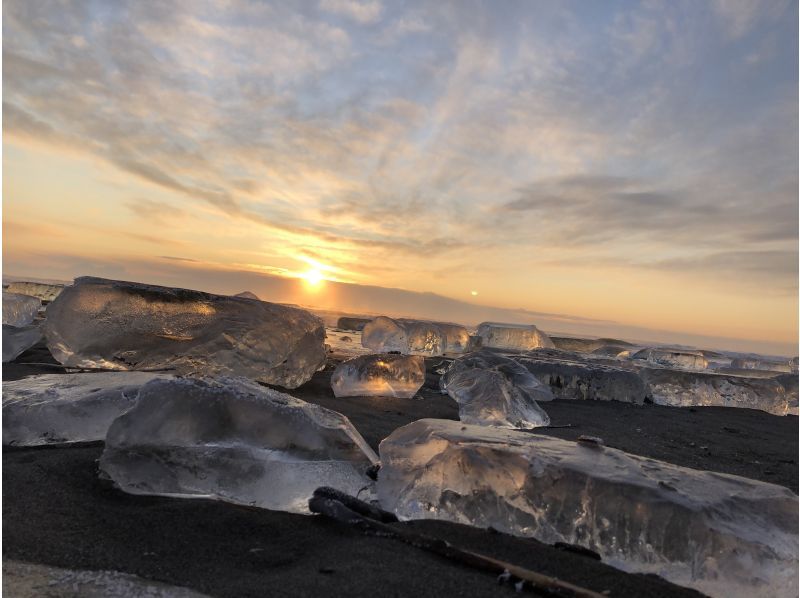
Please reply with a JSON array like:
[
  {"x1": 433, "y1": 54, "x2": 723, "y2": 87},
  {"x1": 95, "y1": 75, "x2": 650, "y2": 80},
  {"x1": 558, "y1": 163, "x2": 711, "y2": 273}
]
[{"x1": 302, "y1": 268, "x2": 324, "y2": 287}]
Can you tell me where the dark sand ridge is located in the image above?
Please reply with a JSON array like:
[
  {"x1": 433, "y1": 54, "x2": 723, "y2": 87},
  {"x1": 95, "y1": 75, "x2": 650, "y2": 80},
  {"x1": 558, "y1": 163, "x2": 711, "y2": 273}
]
[{"x1": 3, "y1": 344, "x2": 797, "y2": 597}]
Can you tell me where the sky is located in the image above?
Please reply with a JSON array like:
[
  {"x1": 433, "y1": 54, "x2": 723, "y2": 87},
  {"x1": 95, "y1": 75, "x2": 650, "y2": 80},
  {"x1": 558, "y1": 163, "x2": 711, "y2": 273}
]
[{"x1": 2, "y1": 0, "x2": 798, "y2": 355}]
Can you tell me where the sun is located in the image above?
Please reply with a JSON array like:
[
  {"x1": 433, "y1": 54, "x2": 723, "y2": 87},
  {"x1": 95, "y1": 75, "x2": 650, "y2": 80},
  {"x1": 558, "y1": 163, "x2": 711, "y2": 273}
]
[{"x1": 302, "y1": 269, "x2": 324, "y2": 287}]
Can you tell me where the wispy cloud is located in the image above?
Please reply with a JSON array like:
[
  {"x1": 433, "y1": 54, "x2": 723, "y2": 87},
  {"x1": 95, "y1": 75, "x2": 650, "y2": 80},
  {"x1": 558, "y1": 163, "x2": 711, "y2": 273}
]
[{"x1": 320, "y1": 0, "x2": 382, "y2": 24}]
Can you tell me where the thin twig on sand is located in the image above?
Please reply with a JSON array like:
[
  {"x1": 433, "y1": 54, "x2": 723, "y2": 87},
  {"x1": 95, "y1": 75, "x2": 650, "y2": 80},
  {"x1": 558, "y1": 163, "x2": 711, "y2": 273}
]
[
  {"x1": 309, "y1": 488, "x2": 606, "y2": 598},
  {"x1": 11, "y1": 363, "x2": 176, "y2": 373}
]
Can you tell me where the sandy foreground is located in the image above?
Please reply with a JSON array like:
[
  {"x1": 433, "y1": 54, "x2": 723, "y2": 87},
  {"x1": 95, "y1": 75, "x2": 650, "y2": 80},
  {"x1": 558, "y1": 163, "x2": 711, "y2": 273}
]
[{"x1": 3, "y1": 342, "x2": 797, "y2": 597}]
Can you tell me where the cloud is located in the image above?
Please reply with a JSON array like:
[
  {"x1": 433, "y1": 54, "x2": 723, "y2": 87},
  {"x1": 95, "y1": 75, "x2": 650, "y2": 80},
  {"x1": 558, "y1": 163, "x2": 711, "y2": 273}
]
[
  {"x1": 711, "y1": 0, "x2": 790, "y2": 38},
  {"x1": 158, "y1": 255, "x2": 200, "y2": 263},
  {"x1": 320, "y1": 0, "x2": 382, "y2": 24},
  {"x1": 3, "y1": 0, "x2": 796, "y2": 347},
  {"x1": 647, "y1": 250, "x2": 799, "y2": 294},
  {"x1": 125, "y1": 198, "x2": 189, "y2": 224}
]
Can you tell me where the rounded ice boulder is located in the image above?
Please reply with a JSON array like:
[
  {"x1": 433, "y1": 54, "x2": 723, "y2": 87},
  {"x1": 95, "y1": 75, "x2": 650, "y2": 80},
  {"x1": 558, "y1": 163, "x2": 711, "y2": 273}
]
[{"x1": 43, "y1": 277, "x2": 327, "y2": 388}]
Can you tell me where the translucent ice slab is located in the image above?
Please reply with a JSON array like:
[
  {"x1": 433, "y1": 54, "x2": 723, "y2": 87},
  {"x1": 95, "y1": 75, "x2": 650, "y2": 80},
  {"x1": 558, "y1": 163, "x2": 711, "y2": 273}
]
[
  {"x1": 331, "y1": 354, "x2": 425, "y2": 398},
  {"x1": 631, "y1": 348, "x2": 708, "y2": 370},
  {"x1": 640, "y1": 368, "x2": 797, "y2": 416},
  {"x1": 475, "y1": 322, "x2": 555, "y2": 351},
  {"x1": 515, "y1": 350, "x2": 647, "y2": 404},
  {"x1": 99, "y1": 377, "x2": 378, "y2": 513},
  {"x1": 361, "y1": 317, "x2": 470, "y2": 356},
  {"x1": 378, "y1": 419, "x2": 798, "y2": 598},
  {"x1": 2, "y1": 324, "x2": 42, "y2": 362},
  {"x1": 3, "y1": 372, "x2": 169, "y2": 446},
  {"x1": 5, "y1": 281, "x2": 65, "y2": 302},
  {"x1": 3, "y1": 292, "x2": 41, "y2": 327}
]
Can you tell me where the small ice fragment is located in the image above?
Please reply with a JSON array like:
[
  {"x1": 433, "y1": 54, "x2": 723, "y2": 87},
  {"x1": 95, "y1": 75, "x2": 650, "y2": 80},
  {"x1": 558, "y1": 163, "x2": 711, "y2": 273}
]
[
  {"x1": 378, "y1": 419, "x2": 799, "y2": 598},
  {"x1": 432, "y1": 322, "x2": 471, "y2": 354},
  {"x1": 3, "y1": 372, "x2": 170, "y2": 446},
  {"x1": 2, "y1": 324, "x2": 42, "y2": 362},
  {"x1": 331, "y1": 354, "x2": 425, "y2": 398},
  {"x1": 99, "y1": 377, "x2": 378, "y2": 513},
  {"x1": 476, "y1": 322, "x2": 555, "y2": 351},
  {"x1": 43, "y1": 277, "x2": 326, "y2": 388},
  {"x1": 631, "y1": 348, "x2": 708, "y2": 370},
  {"x1": 440, "y1": 350, "x2": 552, "y2": 428},
  {"x1": 233, "y1": 291, "x2": 260, "y2": 300},
  {"x1": 3, "y1": 292, "x2": 41, "y2": 327}
]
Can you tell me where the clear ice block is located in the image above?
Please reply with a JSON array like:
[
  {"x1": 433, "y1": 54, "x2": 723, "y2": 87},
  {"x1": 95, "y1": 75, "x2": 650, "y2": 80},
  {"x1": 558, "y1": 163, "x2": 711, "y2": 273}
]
[
  {"x1": 3, "y1": 372, "x2": 169, "y2": 446},
  {"x1": 43, "y1": 277, "x2": 327, "y2": 388},
  {"x1": 3, "y1": 292, "x2": 41, "y2": 327},
  {"x1": 475, "y1": 322, "x2": 555, "y2": 351},
  {"x1": 516, "y1": 351, "x2": 647, "y2": 404},
  {"x1": 361, "y1": 316, "x2": 470, "y2": 356},
  {"x1": 331, "y1": 354, "x2": 425, "y2": 398},
  {"x1": 5, "y1": 281, "x2": 65, "y2": 302},
  {"x1": 378, "y1": 419, "x2": 798, "y2": 598},
  {"x1": 631, "y1": 348, "x2": 708, "y2": 370},
  {"x1": 2, "y1": 324, "x2": 42, "y2": 362},
  {"x1": 640, "y1": 368, "x2": 797, "y2": 416},
  {"x1": 441, "y1": 350, "x2": 552, "y2": 428},
  {"x1": 730, "y1": 357, "x2": 793, "y2": 373},
  {"x1": 99, "y1": 377, "x2": 378, "y2": 513}
]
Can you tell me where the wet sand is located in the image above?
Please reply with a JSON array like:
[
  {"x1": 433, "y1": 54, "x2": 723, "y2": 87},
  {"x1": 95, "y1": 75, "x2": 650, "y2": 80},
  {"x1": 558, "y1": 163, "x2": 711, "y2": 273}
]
[{"x1": 3, "y1": 344, "x2": 797, "y2": 597}]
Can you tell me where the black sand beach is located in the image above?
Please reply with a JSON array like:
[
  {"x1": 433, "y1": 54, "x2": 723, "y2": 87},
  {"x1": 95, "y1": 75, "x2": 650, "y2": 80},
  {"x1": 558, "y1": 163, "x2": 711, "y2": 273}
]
[{"x1": 3, "y1": 343, "x2": 797, "y2": 597}]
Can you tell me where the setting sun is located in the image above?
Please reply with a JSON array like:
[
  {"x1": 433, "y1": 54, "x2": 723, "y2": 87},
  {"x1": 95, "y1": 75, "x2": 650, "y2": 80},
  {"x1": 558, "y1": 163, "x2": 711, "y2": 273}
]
[{"x1": 302, "y1": 269, "x2": 324, "y2": 287}]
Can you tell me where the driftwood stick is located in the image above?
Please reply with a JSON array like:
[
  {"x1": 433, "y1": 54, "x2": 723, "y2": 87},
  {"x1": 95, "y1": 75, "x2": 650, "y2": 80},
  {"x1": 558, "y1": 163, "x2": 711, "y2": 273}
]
[
  {"x1": 312, "y1": 487, "x2": 398, "y2": 523},
  {"x1": 309, "y1": 489, "x2": 606, "y2": 598},
  {"x1": 11, "y1": 363, "x2": 176, "y2": 373}
]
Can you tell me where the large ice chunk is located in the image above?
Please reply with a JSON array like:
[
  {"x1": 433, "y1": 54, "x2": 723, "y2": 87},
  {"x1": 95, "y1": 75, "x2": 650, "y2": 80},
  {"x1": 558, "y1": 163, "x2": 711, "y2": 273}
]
[
  {"x1": 2, "y1": 324, "x2": 42, "y2": 362},
  {"x1": 378, "y1": 419, "x2": 798, "y2": 598},
  {"x1": 3, "y1": 372, "x2": 169, "y2": 446},
  {"x1": 515, "y1": 350, "x2": 647, "y2": 404},
  {"x1": 441, "y1": 350, "x2": 552, "y2": 428},
  {"x1": 361, "y1": 317, "x2": 468, "y2": 356},
  {"x1": 43, "y1": 277, "x2": 326, "y2": 388},
  {"x1": 631, "y1": 348, "x2": 708, "y2": 370},
  {"x1": 331, "y1": 354, "x2": 425, "y2": 398},
  {"x1": 640, "y1": 368, "x2": 797, "y2": 416},
  {"x1": 476, "y1": 322, "x2": 555, "y2": 351},
  {"x1": 5, "y1": 281, "x2": 65, "y2": 302},
  {"x1": 3, "y1": 292, "x2": 41, "y2": 327},
  {"x1": 551, "y1": 336, "x2": 636, "y2": 353},
  {"x1": 99, "y1": 377, "x2": 378, "y2": 513}
]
